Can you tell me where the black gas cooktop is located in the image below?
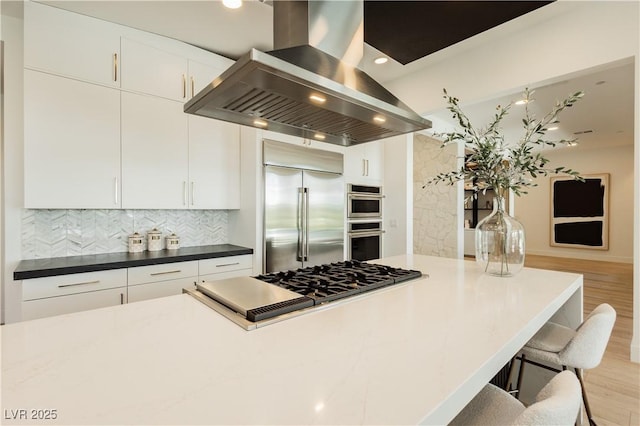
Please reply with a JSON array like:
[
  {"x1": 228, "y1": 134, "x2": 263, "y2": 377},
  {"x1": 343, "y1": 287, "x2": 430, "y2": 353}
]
[{"x1": 255, "y1": 260, "x2": 422, "y2": 305}]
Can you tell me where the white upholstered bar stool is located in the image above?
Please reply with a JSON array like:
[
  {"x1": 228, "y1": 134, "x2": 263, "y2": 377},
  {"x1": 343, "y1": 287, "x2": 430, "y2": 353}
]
[
  {"x1": 515, "y1": 303, "x2": 616, "y2": 426},
  {"x1": 450, "y1": 370, "x2": 581, "y2": 425}
]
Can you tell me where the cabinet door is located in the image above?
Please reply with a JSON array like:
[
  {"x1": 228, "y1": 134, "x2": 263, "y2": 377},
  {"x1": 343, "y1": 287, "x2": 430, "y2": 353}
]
[
  {"x1": 363, "y1": 141, "x2": 384, "y2": 181},
  {"x1": 344, "y1": 144, "x2": 367, "y2": 182},
  {"x1": 188, "y1": 116, "x2": 241, "y2": 209},
  {"x1": 24, "y1": 70, "x2": 121, "y2": 209},
  {"x1": 121, "y1": 92, "x2": 189, "y2": 209},
  {"x1": 22, "y1": 287, "x2": 127, "y2": 321},
  {"x1": 121, "y1": 38, "x2": 188, "y2": 101},
  {"x1": 24, "y1": 2, "x2": 120, "y2": 87},
  {"x1": 187, "y1": 59, "x2": 225, "y2": 100},
  {"x1": 128, "y1": 277, "x2": 197, "y2": 303},
  {"x1": 343, "y1": 142, "x2": 383, "y2": 184}
]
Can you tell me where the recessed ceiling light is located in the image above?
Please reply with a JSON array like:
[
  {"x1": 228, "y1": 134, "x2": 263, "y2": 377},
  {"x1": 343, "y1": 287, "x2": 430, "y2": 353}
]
[
  {"x1": 222, "y1": 0, "x2": 242, "y2": 9},
  {"x1": 548, "y1": 126, "x2": 559, "y2": 131},
  {"x1": 374, "y1": 56, "x2": 388, "y2": 65},
  {"x1": 309, "y1": 94, "x2": 326, "y2": 104},
  {"x1": 314, "y1": 133, "x2": 326, "y2": 140},
  {"x1": 515, "y1": 100, "x2": 528, "y2": 105},
  {"x1": 567, "y1": 141, "x2": 579, "y2": 147},
  {"x1": 253, "y1": 119, "x2": 268, "y2": 127},
  {"x1": 373, "y1": 115, "x2": 386, "y2": 123}
]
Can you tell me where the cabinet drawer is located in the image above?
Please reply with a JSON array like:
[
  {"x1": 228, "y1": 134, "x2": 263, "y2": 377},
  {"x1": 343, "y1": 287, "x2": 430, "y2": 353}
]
[
  {"x1": 128, "y1": 261, "x2": 198, "y2": 286},
  {"x1": 22, "y1": 287, "x2": 127, "y2": 321},
  {"x1": 128, "y1": 277, "x2": 197, "y2": 303},
  {"x1": 199, "y1": 268, "x2": 252, "y2": 283},
  {"x1": 198, "y1": 255, "x2": 252, "y2": 276},
  {"x1": 22, "y1": 269, "x2": 127, "y2": 301}
]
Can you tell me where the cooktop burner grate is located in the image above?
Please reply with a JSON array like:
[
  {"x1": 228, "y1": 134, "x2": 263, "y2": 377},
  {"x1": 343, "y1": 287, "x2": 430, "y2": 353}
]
[{"x1": 255, "y1": 260, "x2": 422, "y2": 305}]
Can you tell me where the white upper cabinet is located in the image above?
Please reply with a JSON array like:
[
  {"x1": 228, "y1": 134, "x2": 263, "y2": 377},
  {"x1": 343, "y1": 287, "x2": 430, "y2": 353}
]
[
  {"x1": 121, "y1": 92, "x2": 189, "y2": 209},
  {"x1": 24, "y1": 1, "x2": 121, "y2": 87},
  {"x1": 188, "y1": 116, "x2": 241, "y2": 209},
  {"x1": 24, "y1": 70, "x2": 121, "y2": 209},
  {"x1": 121, "y1": 38, "x2": 188, "y2": 101},
  {"x1": 344, "y1": 141, "x2": 384, "y2": 184},
  {"x1": 187, "y1": 59, "x2": 226, "y2": 100}
]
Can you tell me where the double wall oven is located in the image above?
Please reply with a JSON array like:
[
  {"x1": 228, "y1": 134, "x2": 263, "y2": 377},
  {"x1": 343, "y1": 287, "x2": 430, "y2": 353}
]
[{"x1": 347, "y1": 184, "x2": 384, "y2": 261}]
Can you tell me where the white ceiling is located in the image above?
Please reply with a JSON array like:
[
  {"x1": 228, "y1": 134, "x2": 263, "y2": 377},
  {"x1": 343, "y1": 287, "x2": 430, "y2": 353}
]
[{"x1": 41, "y1": 0, "x2": 635, "y2": 151}]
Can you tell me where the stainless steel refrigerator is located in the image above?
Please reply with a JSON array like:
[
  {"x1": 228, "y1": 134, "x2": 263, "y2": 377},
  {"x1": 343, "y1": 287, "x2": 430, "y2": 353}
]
[{"x1": 264, "y1": 140, "x2": 344, "y2": 273}]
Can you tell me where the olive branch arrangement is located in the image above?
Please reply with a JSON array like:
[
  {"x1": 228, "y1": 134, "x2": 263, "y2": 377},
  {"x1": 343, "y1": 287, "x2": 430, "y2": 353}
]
[{"x1": 424, "y1": 88, "x2": 584, "y2": 198}]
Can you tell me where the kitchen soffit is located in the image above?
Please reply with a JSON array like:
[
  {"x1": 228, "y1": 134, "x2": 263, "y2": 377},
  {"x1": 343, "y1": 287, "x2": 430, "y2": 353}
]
[{"x1": 364, "y1": 1, "x2": 553, "y2": 65}]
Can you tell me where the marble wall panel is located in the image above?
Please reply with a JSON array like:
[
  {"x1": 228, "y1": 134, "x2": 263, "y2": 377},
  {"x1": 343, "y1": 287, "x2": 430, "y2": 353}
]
[{"x1": 413, "y1": 134, "x2": 459, "y2": 258}]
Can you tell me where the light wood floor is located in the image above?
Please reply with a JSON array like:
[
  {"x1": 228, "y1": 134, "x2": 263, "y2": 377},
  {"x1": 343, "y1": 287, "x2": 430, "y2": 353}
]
[{"x1": 525, "y1": 255, "x2": 639, "y2": 426}]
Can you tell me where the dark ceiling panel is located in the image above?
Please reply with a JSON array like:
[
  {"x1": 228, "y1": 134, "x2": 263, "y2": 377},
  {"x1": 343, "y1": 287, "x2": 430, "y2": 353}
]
[{"x1": 364, "y1": 1, "x2": 553, "y2": 65}]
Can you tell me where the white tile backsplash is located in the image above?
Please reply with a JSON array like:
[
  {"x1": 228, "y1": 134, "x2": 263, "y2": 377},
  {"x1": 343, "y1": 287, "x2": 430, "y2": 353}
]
[{"x1": 22, "y1": 209, "x2": 228, "y2": 259}]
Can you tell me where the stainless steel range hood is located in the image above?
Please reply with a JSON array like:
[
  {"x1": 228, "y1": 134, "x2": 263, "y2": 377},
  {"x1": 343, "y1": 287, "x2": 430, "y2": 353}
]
[{"x1": 184, "y1": 0, "x2": 431, "y2": 146}]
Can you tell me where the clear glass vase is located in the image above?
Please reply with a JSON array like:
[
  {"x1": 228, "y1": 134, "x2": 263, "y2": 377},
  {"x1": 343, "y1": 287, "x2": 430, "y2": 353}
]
[{"x1": 475, "y1": 196, "x2": 525, "y2": 277}]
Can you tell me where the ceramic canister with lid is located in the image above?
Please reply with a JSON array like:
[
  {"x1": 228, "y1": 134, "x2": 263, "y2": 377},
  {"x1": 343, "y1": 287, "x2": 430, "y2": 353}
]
[
  {"x1": 166, "y1": 233, "x2": 180, "y2": 250},
  {"x1": 147, "y1": 228, "x2": 163, "y2": 251},
  {"x1": 128, "y1": 232, "x2": 144, "y2": 253}
]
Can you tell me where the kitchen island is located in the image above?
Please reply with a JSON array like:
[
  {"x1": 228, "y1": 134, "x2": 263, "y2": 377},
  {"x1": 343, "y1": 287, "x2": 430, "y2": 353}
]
[{"x1": 1, "y1": 254, "x2": 582, "y2": 425}]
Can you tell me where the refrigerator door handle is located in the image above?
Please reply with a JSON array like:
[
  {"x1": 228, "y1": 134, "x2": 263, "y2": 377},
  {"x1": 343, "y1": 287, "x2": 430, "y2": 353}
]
[
  {"x1": 297, "y1": 187, "x2": 304, "y2": 262},
  {"x1": 304, "y1": 187, "x2": 310, "y2": 262}
]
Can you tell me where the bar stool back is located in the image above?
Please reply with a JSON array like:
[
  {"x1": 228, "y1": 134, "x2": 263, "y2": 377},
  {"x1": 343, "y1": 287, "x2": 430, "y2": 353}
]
[{"x1": 515, "y1": 303, "x2": 616, "y2": 426}]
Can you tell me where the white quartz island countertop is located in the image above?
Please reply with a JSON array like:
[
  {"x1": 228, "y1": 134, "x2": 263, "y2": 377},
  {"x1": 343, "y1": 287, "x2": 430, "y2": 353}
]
[{"x1": 1, "y1": 255, "x2": 582, "y2": 425}]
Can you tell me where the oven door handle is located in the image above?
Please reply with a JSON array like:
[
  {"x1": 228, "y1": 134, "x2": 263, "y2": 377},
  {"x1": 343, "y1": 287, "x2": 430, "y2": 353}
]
[
  {"x1": 348, "y1": 230, "x2": 385, "y2": 237},
  {"x1": 347, "y1": 193, "x2": 385, "y2": 199}
]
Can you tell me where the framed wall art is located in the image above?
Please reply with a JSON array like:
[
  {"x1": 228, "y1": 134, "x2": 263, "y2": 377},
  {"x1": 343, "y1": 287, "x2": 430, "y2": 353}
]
[{"x1": 550, "y1": 173, "x2": 609, "y2": 250}]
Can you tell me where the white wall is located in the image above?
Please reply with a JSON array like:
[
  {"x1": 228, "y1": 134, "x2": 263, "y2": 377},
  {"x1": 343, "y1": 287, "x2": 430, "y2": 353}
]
[
  {"x1": 386, "y1": 0, "x2": 640, "y2": 362},
  {"x1": 382, "y1": 134, "x2": 412, "y2": 257},
  {"x1": 516, "y1": 145, "x2": 634, "y2": 263},
  {"x1": 1, "y1": 2, "x2": 23, "y2": 324}
]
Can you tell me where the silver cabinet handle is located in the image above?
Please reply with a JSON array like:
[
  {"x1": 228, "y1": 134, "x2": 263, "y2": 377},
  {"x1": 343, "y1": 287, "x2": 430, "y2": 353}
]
[
  {"x1": 182, "y1": 74, "x2": 186, "y2": 99},
  {"x1": 113, "y1": 53, "x2": 118, "y2": 82},
  {"x1": 183, "y1": 181, "x2": 187, "y2": 206},
  {"x1": 190, "y1": 76, "x2": 195, "y2": 98},
  {"x1": 120, "y1": 293, "x2": 124, "y2": 304},
  {"x1": 216, "y1": 262, "x2": 240, "y2": 268},
  {"x1": 191, "y1": 181, "x2": 195, "y2": 206},
  {"x1": 366, "y1": 159, "x2": 370, "y2": 176},
  {"x1": 114, "y1": 177, "x2": 119, "y2": 205},
  {"x1": 362, "y1": 158, "x2": 366, "y2": 176},
  {"x1": 150, "y1": 270, "x2": 181, "y2": 276},
  {"x1": 58, "y1": 280, "x2": 100, "y2": 288}
]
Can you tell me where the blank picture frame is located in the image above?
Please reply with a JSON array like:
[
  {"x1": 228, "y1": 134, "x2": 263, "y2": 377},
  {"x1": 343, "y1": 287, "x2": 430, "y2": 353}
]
[{"x1": 550, "y1": 173, "x2": 609, "y2": 250}]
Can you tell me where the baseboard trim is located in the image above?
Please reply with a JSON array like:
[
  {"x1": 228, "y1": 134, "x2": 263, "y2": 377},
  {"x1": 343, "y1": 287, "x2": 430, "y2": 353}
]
[{"x1": 631, "y1": 339, "x2": 640, "y2": 363}]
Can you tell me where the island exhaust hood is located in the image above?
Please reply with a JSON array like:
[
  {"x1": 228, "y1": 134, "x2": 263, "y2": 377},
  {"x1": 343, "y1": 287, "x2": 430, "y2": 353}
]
[{"x1": 184, "y1": 0, "x2": 431, "y2": 146}]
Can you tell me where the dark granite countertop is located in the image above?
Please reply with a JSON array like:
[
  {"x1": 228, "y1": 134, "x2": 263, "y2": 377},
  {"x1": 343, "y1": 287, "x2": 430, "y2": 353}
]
[{"x1": 14, "y1": 244, "x2": 254, "y2": 280}]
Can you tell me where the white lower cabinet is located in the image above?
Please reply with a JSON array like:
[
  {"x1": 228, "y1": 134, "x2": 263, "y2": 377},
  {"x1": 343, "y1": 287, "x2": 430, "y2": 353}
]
[
  {"x1": 127, "y1": 261, "x2": 198, "y2": 303},
  {"x1": 22, "y1": 270, "x2": 127, "y2": 321},
  {"x1": 128, "y1": 277, "x2": 197, "y2": 303},
  {"x1": 20, "y1": 256, "x2": 253, "y2": 320},
  {"x1": 198, "y1": 255, "x2": 253, "y2": 281}
]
